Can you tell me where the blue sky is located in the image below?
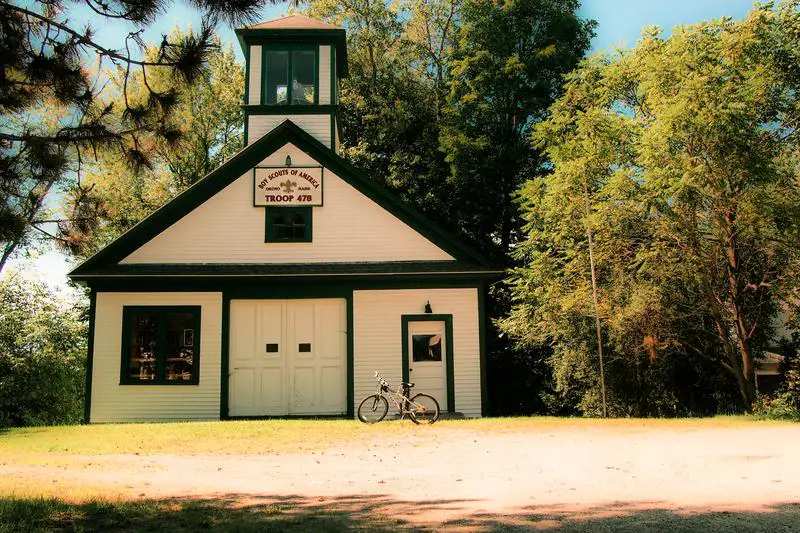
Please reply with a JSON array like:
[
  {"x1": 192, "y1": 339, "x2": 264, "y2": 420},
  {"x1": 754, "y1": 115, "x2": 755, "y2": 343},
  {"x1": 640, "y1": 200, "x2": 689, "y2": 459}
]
[
  {"x1": 579, "y1": 0, "x2": 754, "y2": 53},
  {"x1": 78, "y1": 1, "x2": 757, "y2": 61},
  {"x1": 12, "y1": 0, "x2": 762, "y2": 286}
]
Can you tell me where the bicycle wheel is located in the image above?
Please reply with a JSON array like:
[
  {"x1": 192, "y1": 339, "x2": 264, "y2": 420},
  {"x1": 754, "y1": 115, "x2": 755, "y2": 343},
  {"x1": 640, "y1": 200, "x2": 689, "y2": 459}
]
[
  {"x1": 408, "y1": 393, "x2": 440, "y2": 425},
  {"x1": 357, "y1": 394, "x2": 389, "y2": 423}
]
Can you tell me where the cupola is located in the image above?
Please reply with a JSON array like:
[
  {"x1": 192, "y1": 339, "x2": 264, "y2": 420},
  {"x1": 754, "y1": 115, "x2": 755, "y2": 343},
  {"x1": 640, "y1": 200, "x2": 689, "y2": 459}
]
[{"x1": 235, "y1": 14, "x2": 348, "y2": 151}]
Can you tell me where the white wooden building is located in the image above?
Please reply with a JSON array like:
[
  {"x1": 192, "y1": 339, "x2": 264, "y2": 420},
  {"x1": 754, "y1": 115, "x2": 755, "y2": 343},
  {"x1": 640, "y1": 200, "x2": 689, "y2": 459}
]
[{"x1": 69, "y1": 15, "x2": 500, "y2": 422}]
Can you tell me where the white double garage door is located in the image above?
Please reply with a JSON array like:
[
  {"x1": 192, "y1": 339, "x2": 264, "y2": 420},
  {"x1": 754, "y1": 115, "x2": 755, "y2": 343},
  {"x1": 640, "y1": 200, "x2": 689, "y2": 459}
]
[{"x1": 229, "y1": 299, "x2": 346, "y2": 416}]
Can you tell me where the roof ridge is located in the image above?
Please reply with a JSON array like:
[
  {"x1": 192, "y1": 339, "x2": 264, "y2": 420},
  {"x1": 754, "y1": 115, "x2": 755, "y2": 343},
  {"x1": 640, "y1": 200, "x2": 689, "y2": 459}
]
[{"x1": 245, "y1": 13, "x2": 341, "y2": 31}]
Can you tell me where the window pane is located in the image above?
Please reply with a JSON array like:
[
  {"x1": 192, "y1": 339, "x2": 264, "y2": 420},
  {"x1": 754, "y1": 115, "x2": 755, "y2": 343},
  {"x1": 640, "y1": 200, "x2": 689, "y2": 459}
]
[
  {"x1": 265, "y1": 51, "x2": 289, "y2": 105},
  {"x1": 292, "y1": 50, "x2": 315, "y2": 104},
  {"x1": 165, "y1": 312, "x2": 195, "y2": 382},
  {"x1": 269, "y1": 208, "x2": 308, "y2": 242},
  {"x1": 412, "y1": 334, "x2": 442, "y2": 362},
  {"x1": 129, "y1": 312, "x2": 158, "y2": 381}
]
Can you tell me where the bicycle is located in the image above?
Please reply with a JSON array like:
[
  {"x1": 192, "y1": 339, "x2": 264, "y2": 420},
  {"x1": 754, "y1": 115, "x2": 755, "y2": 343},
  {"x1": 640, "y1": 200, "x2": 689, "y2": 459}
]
[{"x1": 357, "y1": 371, "x2": 440, "y2": 424}]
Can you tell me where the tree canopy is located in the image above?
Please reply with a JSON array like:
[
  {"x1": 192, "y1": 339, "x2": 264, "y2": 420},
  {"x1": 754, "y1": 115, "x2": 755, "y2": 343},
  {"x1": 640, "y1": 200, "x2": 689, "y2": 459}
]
[
  {"x1": 502, "y1": 0, "x2": 800, "y2": 413},
  {"x1": 0, "y1": 0, "x2": 274, "y2": 272}
]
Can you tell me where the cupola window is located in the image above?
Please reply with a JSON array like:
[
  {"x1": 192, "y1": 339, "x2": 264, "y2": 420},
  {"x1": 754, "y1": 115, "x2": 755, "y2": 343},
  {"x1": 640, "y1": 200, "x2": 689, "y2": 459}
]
[{"x1": 263, "y1": 47, "x2": 317, "y2": 105}]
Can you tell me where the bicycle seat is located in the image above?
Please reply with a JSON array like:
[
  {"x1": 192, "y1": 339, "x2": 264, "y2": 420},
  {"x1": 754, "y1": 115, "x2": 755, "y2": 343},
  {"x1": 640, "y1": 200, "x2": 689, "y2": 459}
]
[{"x1": 402, "y1": 382, "x2": 415, "y2": 388}]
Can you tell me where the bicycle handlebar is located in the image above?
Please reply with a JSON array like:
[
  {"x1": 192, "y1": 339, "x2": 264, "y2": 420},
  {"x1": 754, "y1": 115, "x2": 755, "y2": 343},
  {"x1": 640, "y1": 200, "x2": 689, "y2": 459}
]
[{"x1": 373, "y1": 370, "x2": 389, "y2": 389}]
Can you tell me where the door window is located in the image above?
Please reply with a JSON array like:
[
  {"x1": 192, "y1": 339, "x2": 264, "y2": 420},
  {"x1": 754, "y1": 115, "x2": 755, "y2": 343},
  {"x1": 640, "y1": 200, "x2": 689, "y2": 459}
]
[{"x1": 412, "y1": 334, "x2": 442, "y2": 362}]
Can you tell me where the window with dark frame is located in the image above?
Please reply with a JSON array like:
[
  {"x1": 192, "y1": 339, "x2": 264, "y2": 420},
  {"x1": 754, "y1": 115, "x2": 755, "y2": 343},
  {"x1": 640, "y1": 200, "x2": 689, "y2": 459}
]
[
  {"x1": 122, "y1": 306, "x2": 201, "y2": 385},
  {"x1": 263, "y1": 47, "x2": 317, "y2": 105},
  {"x1": 265, "y1": 207, "x2": 312, "y2": 243}
]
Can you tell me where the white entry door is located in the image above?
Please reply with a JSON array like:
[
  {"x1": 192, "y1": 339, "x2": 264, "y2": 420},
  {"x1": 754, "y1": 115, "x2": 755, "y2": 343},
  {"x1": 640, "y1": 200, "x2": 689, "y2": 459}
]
[
  {"x1": 229, "y1": 299, "x2": 346, "y2": 416},
  {"x1": 408, "y1": 320, "x2": 447, "y2": 410}
]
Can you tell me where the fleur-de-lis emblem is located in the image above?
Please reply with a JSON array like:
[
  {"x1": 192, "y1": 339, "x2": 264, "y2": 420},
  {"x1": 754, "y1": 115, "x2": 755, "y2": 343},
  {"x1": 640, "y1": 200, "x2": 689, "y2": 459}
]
[{"x1": 280, "y1": 180, "x2": 297, "y2": 193}]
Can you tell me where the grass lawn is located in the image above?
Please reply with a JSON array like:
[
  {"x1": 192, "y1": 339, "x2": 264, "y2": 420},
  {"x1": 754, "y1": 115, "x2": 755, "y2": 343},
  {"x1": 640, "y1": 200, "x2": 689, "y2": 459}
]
[
  {"x1": 1, "y1": 416, "x2": 796, "y2": 532},
  {"x1": 2, "y1": 496, "x2": 799, "y2": 532},
  {"x1": 0, "y1": 415, "x2": 788, "y2": 458}
]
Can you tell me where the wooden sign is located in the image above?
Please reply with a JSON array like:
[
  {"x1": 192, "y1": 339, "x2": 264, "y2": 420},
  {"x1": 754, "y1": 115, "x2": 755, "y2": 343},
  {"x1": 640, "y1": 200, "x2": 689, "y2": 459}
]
[{"x1": 254, "y1": 166, "x2": 323, "y2": 206}]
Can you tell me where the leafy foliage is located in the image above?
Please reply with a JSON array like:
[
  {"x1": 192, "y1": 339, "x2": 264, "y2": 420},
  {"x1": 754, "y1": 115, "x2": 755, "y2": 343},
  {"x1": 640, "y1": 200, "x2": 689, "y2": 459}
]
[
  {"x1": 76, "y1": 36, "x2": 245, "y2": 256},
  {"x1": 0, "y1": 277, "x2": 87, "y2": 427},
  {"x1": 303, "y1": 0, "x2": 457, "y2": 231},
  {"x1": 440, "y1": 0, "x2": 595, "y2": 259},
  {"x1": 503, "y1": 1, "x2": 800, "y2": 414},
  {"x1": 304, "y1": 0, "x2": 595, "y2": 415},
  {"x1": 0, "y1": 0, "x2": 273, "y2": 272}
]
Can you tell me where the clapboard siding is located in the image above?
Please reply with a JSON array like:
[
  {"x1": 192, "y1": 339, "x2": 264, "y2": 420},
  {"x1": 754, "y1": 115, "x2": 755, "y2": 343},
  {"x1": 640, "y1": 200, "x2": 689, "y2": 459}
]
[
  {"x1": 121, "y1": 143, "x2": 454, "y2": 264},
  {"x1": 353, "y1": 288, "x2": 482, "y2": 418},
  {"x1": 319, "y1": 45, "x2": 331, "y2": 105},
  {"x1": 248, "y1": 45, "x2": 261, "y2": 105},
  {"x1": 90, "y1": 292, "x2": 222, "y2": 422},
  {"x1": 248, "y1": 115, "x2": 331, "y2": 147}
]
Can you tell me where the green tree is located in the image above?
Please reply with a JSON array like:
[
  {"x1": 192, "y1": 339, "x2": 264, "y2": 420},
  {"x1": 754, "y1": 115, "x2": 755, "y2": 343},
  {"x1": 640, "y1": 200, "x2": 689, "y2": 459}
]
[
  {"x1": 440, "y1": 0, "x2": 595, "y2": 260},
  {"x1": 504, "y1": 1, "x2": 800, "y2": 412},
  {"x1": 0, "y1": 276, "x2": 87, "y2": 426},
  {"x1": 75, "y1": 36, "x2": 245, "y2": 255},
  {"x1": 0, "y1": 0, "x2": 274, "y2": 271},
  {"x1": 303, "y1": 0, "x2": 457, "y2": 229}
]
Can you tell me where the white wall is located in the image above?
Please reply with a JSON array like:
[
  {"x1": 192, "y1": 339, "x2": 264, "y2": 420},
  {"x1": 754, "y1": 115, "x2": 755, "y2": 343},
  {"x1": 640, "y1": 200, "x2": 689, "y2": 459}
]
[
  {"x1": 121, "y1": 143, "x2": 454, "y2": 264},
  {"x1": 248, "y1": 45, "x2": 261, "y2": 105},
  {"x1": 353, "y1": 288, "x2": 482, "y2": 418},
  {"x1": 248, "y1": 114, "x2": 331, "y2": 147},
  {"x1": 90, "y1": 292, "x2": 222, "y2": 422},
  {"x1": 319, "y1": 45, "x2": 331, "y2": 105}
]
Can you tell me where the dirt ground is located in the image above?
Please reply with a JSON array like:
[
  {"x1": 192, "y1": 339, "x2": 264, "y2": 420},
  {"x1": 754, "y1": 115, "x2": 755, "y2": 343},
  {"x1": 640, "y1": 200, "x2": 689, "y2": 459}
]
[{"x1": 3, "y1": 423, "x2": 800, "y2": 529}]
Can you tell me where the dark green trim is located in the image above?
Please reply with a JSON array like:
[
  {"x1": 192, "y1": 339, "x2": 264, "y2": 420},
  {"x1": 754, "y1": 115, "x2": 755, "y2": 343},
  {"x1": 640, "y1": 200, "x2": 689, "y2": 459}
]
[
  {"x1": 243, "y1": 44, "x2": 251, "y2": 146},
  {"x1": 235, "y1": 28, "x2": 348, "y2": 77},
  {"x1": 220, "y1": 293, "x2": 231, "y2": 418},
  {"x1": 120, "y1": 305, "x2": 201, "y2": 386},
  {"x1": 244, "y1": 104, "x2": 337, "y2": 115},
  {"x1": 330, "y1": 110, "x2": 336, "y2": 153},
  {"x1": 80, "y1": 277, "x2": 490, "y2": 295},
  {"x1": 70, "y1": 120, "x2": 492, "y2": 276},
  {"x1": 265, "y1": 206, "x2": 313, "y2": 243},
  {"x1": 260, "y1": 44, "x2": 318, "y2": 106},
  {"x1": 401, "y1": 314, "x2": 455, "y2": 413},
  {"x1": 83, "y1": 289, "x2": 96, "y2": 424},
  {"x1": 220, "y1": 290, "x2": 354, "y2": 419},
  {"x1": 478, "y1": 281, "x2": 489, "y2": 416}
]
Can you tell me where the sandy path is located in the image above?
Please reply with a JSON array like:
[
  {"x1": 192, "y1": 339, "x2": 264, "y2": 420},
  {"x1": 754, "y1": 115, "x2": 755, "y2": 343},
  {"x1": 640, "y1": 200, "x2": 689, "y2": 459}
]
[{"x1": 3, "y1": 424, "x2": 800, "y2": 526}]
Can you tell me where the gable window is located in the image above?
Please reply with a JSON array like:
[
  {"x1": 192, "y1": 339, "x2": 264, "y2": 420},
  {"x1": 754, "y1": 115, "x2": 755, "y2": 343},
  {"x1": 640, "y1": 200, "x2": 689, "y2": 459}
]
[
  {"x1": 263, "y1": 47, "x2": 317, "y2": 105},
  {"x1": 121, "y1": 306, "x2": 201, "y2": 385},
  {"x1": 265, "y1": 207, "x2": 313, "y2": 243}
]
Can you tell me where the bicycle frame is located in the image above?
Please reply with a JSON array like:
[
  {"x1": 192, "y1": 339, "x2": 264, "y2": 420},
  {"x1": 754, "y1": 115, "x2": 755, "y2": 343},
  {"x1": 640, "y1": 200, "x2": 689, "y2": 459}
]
[{"x1": 374, "y1": 374, "x2": 421, "y2": 418}]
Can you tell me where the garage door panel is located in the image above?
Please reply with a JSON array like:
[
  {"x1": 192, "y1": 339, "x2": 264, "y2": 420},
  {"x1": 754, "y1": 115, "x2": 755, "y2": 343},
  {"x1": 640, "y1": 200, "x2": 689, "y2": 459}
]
[
  {"x1": 230, "y1": 368, "x2": 255, "y2": 409},
  {"x1": 292, "y1": 366, "x2": 316, "y2": 409},
  {"x1": 260, "y1": 368, "x2": 284, "y2": 409},
  {"x1": 230, "y1": 302, "x2": 257, "y2": 362}
]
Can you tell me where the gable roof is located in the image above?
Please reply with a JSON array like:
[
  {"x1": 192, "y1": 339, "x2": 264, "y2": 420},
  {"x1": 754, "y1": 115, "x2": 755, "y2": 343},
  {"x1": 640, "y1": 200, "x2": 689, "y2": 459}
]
[
  {"x1": 245, "y1": 14, "x2": 341, "y2": 31},
  {"x1": 70, "y1": 120, "x2": 494, "y2": 278}
]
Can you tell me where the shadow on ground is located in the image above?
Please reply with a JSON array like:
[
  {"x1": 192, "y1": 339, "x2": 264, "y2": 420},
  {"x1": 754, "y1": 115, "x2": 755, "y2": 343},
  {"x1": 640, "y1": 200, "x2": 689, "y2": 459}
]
[{"x1": 1, "y1": 494, "x2": 799, "y2": 532}]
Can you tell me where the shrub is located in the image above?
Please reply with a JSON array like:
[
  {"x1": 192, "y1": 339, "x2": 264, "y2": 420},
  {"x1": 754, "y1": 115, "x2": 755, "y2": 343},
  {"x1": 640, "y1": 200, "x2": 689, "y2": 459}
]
[
  {"x1": 0, "y1": 276, "x2": 87, "y2": 427},
  {"x1": 752, "y1": 393, "x2": 800, "y2": 421}
]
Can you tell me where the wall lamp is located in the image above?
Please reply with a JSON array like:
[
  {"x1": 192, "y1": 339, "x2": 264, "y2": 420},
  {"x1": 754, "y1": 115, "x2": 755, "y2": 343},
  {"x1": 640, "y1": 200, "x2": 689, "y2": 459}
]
[{"x1": 424, "y1": 301, "x2": 432, "y2": 314}]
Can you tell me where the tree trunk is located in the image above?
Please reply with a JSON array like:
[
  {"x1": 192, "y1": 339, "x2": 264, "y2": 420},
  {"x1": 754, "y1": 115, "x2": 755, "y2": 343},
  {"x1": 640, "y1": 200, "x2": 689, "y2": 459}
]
[{"x1": 584, "y1": 184, "x2": 607, "y2": 417}]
